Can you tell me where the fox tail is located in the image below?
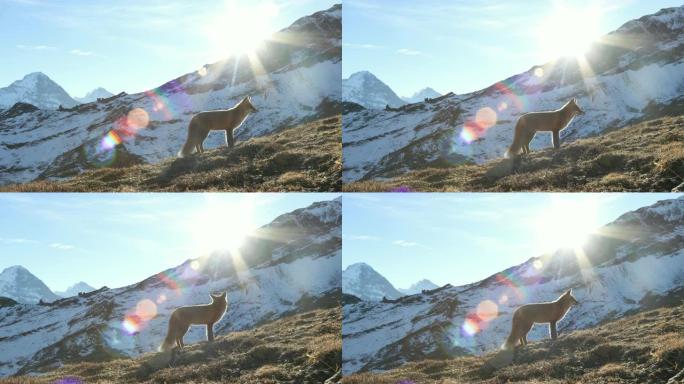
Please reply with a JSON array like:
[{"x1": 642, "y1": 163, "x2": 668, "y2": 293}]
[
  {"x1": 504, "y1": 120, "x2": 524, "y2": 159},
  {"x1": 159, "y1": 319, "x2": 176, "y2": 352}
]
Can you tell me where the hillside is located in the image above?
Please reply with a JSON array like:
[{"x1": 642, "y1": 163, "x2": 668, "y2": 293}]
[
  {"x1": 344, "y1": 115, "x2": 684, "y2": 192},
  {"x1": 0, "y1": 307, "x2": 341, "y2": 384},
  {"x1": 342, "y1": 303, "x2": 684, "y2": 384},
  {"x1": 1, "y1": 116, "x2": 341, "y2": 192}
]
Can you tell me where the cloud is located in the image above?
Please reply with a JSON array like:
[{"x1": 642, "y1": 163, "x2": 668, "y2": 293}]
[
  {"x1": 0, "y1": 237, "x2": 36, "y2": 244},
  {"x1": 70, "y1": 49, "x2": 94, "y2": 56},
  {"x1": 393, "y1": 240, "x2": 419, "y2": 247},
  {"x1": 344, "y1": 43, "x2": 383, "y2": 49},
  {"x1": 16, "y1": 44, "x2": 56, "y2": 51},
  {"x1": 348, "y1": 235, "x2": 380, "y2": 241},
  {"x1": 397, "y1": 48, "x2": 422, "y2": 56},
  {"x1": 50, "y1": 243, "x2": 75, "y2": 250}
]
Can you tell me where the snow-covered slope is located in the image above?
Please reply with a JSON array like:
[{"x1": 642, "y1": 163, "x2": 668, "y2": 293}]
[
  {"x1": 398, "y1": 279, "x2": 439, "y2": 295},
  {"x1": 0, "y1": 4, "x2": 341, "y2": 185},
  {"x1": 342, "y1": 71, "x2": 406, "y2": 109},
  {"x1": 343, "y1": 262, "x2": 403, "y2": 301},
  {"x1": 343, "y1": 197, "x2": 684, "y2": 374},
  {"x1": 0, "y1": 198, "x2": 341, "y2": 376},
  {"x1": 343, "y1": 6, "x2": 684, "y2": 182},
  {"x1": 74, "y1": 88, "x2": 114, "y2": 104},
  {"x1": 55, "y1": 281, "x2": 96, "y2": 298},
  {"x1": 0, "y1": 266, "x2": 61, "y2": 304},
  {"x1": 402, "y1": 87, "x2": 441, "y2": 103},
  {"x1": 0, "y1": 72, "x2": 78, "y2": 110}
]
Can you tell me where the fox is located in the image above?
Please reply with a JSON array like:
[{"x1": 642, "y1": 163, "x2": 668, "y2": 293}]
[
  {"x1": 159, "y1": 292, "x2": 228, "y2": 352},
  {"x1": 178, "y1": 96, "x2": 257, "y2": 157},
  {"x1": 504, "y1": 98, "x2": 584, "y2": 158},
  {"x1": 502, "y1": 289, "x2": 578, "y2": 350}
]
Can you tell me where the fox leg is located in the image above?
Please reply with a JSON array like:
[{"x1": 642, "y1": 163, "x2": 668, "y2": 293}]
[
  {"x1": 175, "y1": 322, "x2": 190, "y2": 349},
  {"x1": 520, "y1": 322, "x2": 533, "y2": 346},
  {"x1": 552, "y1": 130, "x2": 561, "y2": 149},
  {"x1": 206, "y1": 322, "x2": 215, "y2": 342},
  {"x1": 226, "y1": 130, "x2": 234, "y2": 148},
  {"x1": 550, "y1": 321, "x2": 558, "y2": 340}
]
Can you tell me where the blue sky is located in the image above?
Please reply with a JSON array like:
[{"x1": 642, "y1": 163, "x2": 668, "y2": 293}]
[
  {"x1": 343, "y1": 0, "x2": 682, "y2": 96},
  {"x1": 0, "y1": 193, "x2": 338, "y2": 292},
  {"x1": 343, "y1": 193, "x2": 680, "y2": 289},
  {"x1": 0, "y1": 0, "x2": 337, "y2": 97}
]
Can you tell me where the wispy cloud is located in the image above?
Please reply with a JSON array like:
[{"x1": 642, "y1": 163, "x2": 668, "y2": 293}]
[
  {"x1": 50, "y1": 243, "x2": 75, "y2": 250},
  {"x1": 344, "y1": 42, "x2": 384, "y2": 49},
  {"x1": 70, "y1": 49, "x2": 94, "y2": 56},
  {"x1": 16, "y1": 44, "x2": 56, "y2": 51},
  {"x1": 348, "y1": 235, "x2": 381, "y2": 241},
  {"x1": 0, "y1": 237, "x2": 36, "y2": 244},
  {"x1": 393, "y1": 239, "x2": 419, "y2": 247},
  {"x1": 397, "y1": 48, "x2": 422, "y2": 56}
]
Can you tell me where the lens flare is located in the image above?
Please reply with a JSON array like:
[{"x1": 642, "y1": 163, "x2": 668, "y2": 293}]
[
  {"x1": 100, "y1": 130, "x2": 122, "y2": 151},
  {"x1": 497, "y1": 101, "x2": 508, "y2": 112},
  {"x1": 462, "y1": 316, "x2": 480, "y2": 336},
  {"x1": 135, "y1": 299, "x2": 157, "y2": 321},
  {"x1": 533, "y1": 259, "x2": 543, "y2": 270},
  {"x1": 499, "y1": 294, "x2": 509, "y2": 304},
  {"x1": 534, "y1": 67, "x2": 544, "y2": 77},
  {"x1": 126, "y1": 108, "x2": 150, "y2": 130},
  {"x1": 190, "y1": 260, "x2": 200, "y2": 270},
  {"x1": 476, "y1": 300, "x2": 499, "y2": 322},
  {"x1": 122, "y1": 315, "x2": 141, "y2": 334},
  {"x1": 475, "y1": 107, "x2": 497, "y2": 129},
  {"x1": 198, "y1": 66, "x2": 208, "y2": 77},
  {"x1": 156, "y1": 294, "x2": 167, "y2": 304}
]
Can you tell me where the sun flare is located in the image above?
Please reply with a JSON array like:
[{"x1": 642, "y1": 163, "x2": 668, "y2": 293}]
[
  {"x1": 537, "y1": 3, "x2": 603, "y2": 60},
  {"x1": 532, "y1": 196, "x2": 601, "y2": 253},
  {"x1": 187, "y1": 195, "x2": 256, "y2": 257},
  {"x1": 204, "y1": 1, "x2": 279, "y2": 60}
]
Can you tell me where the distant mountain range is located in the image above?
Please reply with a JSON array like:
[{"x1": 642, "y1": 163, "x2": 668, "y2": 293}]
[
  {"x1": 74, "y1": 87, "x2": 115, "y2": 103},
  {"x1": 401, "y1": 87, "x2": 441, "y2": 103},
  {"x1": 54, "y1": 281, "x2": 96, "y2": 298},
  {"x1": 0, "y1": 265, "x2": 60, "y2": 304},
  {"x1": 342, "y1": 262, "x2": 439, "y2": 301},
  {"x1": 342, "y1": 71, "x2": 441, "y2": 109},
  {"x1": 0, "y1": 72, "x2": 78, "y2": 110}
]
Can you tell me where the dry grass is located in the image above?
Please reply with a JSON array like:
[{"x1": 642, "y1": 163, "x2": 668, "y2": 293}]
[
  {"x1": 344, "y1": 115, "x2": 684, "y2": 192},
  {"x1": 2, "y1": 116, "x2": 341, "y2": 192},
  {"x1": 342, "y1": 303, "x2": 684, "y2": 384},
  {"x1": 0, "y1": 308, "x2": 341, "y2": 384}
]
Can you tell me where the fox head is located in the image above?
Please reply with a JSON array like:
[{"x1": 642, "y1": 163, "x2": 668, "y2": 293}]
[
  {"x1": 241, "y1": 96, "x2": 258, "y2": 113},
  {"x1": 561, "y1": 289, "x2": 579, "y2": 306},
  {"x1": 210, "y1": 291, "x2": 227, "y2": 304},
  {"x1": 567, "y1": 98, "x2": 584, "y2": 116}
]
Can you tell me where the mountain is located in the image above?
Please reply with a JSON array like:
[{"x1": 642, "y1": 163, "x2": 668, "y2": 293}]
[
  {"x1": 0, "y1": 72, "x2": 79, "y2": 110},
  {"x1": 342, "y1": 197, "x2": 684, "y2": 374},
  {"x1": 342, "y1": 71, "x2": 406, "y2": 109},
  {"x1": 74, "y1": 87, "x2": 115, "y2": 103},
  {"x1": 0, "y1": 198, "x2": 341, "y2": 376},
  {"x1": 55, "y1": 281, "x2": 96, "y2": 298},
  {"x1": 398, "y1": 279, "x2": 439, "y2": 295},
  {"x1": 401, "y1": 87, "x2": 441, "y2": 103},
  {"x1": 0, "y1": 265, "x2": 61, "y2": 304},
  {"x1": 342, "y1": 262, "x2": 403, "y2": 301},
  {"x1": 343, "y1": 6, "x2": 684, "y2": 183},
  {"x1": 0, "y1": 4, "x2": 341, "y2": 186}
]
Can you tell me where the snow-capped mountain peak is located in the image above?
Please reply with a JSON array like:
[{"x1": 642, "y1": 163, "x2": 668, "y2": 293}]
[
  {"x1": 0, "y1": 265, "x2": 60, "y2": 304},
  {"x1": 0, "y1": 72, "x2": 78, "y2": 110},
  {"x1": 402, "y1": 87, "x2": 442, "y2": 103},
  {"x1": 342, "y1": 262, "x2": 402, "y2": 301},
  {"x1": 74, "y1": 87, "x2": 115, "y2": 104},
  {"x1": 342, "y1": 71, "x2": 406, "y2": 109},
  {"x1": 55, "y1": 281, "x2": 96, "y2": 298},
  {"x1": 398, "y1": 278, "x2": 439, "y2": 295}
]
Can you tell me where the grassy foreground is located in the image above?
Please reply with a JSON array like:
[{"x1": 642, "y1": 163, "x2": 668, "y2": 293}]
[
  {"x1": 0, "y1": 308, "x2": 341, "y2": 384},
  {"x1": 2, "y1": 116, "x2": 341, "y2": 192},
  {"x1": 345, "y1": 115, "x2": 684, "y2": 192},
  {"x1": 342, "y1": 303, "x2": 684, "y2": 384}
]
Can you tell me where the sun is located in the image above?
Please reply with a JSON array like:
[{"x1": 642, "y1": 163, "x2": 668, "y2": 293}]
[
  {"x1": 536, "y1": 3, "x2": 603, "y2": 60},
  {"x1": 204, "y1": 1, "x2": 279, "y2": 60},
  {"x1": 532, "y1": 196, "x2": 601, "y2": 253},
  {"x1": 187, "y1": 195, "x2": 256, "y2": 257}
]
